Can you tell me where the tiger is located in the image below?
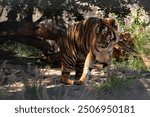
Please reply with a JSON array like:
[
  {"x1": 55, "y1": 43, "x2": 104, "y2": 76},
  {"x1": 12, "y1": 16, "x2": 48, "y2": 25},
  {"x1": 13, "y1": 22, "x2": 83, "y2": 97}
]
[{"x1": 58, "y1": 17, "x2": 120, "y2": 85}]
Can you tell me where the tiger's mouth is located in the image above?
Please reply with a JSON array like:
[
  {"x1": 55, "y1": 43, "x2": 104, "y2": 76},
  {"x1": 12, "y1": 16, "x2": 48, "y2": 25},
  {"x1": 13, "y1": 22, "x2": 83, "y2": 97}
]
[
  {"x1": 95, "y1": 60, "x2": 109, "y2": 68},
  {"x1": 93, "y1": 53, "x2": 109, "y2": 67}
]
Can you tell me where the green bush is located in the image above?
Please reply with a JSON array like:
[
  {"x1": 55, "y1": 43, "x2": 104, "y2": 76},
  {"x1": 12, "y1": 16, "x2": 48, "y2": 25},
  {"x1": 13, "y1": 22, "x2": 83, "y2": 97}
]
[
  {"x1": 12, "y1": 43, "x2": 39, "y2": 57},
  {"x1": 116, "y1": 8, "x2": 150, "y2": 70}
]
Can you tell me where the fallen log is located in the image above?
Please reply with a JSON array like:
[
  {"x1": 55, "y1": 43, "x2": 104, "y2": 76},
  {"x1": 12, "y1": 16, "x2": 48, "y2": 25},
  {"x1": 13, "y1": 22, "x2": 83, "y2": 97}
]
[
  {"x1": 0, "y1": 35, "x2": 53, "y2": 56},
  {"x1": 0, "y1": 21, "x2": 62, "y2": 63},
  {"x1": 0, "y1": 21, "x2": 63, "y2": 41}
]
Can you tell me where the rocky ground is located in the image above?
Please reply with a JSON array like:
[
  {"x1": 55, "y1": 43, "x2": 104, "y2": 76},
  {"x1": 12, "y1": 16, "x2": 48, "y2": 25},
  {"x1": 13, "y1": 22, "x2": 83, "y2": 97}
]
[{"x1": 0, "y1": 63, "x2": 150, "y2": 100}]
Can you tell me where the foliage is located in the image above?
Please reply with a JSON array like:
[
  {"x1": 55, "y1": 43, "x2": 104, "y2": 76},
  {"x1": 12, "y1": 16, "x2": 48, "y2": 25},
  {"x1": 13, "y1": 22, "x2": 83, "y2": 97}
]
[
  {"x1": 115, "y1": 6, "x2": 150, "y2": 70},
  {"x1": 127, "y1": 56, "x2": 146, "y2": 70},
  {"x1": 127, "y1": 30, "x2": 150, "y2": 70},
  {"x1": 96, "y1": 75, "x2": 130, "y2": 94},
  {"x1": 134, "y1": 30, "x2": 150, "y2": 55},
  {"x1": 8, "y1": 42, "x2": 39, "y2": 57},
  {"x1": 1, "y1": 0, "x2": 147, "y2": 23}
]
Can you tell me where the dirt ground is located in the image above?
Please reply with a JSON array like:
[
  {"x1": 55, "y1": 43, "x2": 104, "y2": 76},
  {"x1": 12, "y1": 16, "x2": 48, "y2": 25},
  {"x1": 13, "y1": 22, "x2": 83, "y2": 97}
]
[{"x1": 0, "y1": 63, "x2": 150, "y2": 100}]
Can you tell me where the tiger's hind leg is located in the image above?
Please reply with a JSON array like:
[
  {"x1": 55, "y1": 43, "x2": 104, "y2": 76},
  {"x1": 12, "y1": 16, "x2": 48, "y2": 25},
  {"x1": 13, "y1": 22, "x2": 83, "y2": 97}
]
[
  {"x1": 74, "y1": 59, "x2": 85, "y2": 80},
  {"x1": 60, "y1": 66, "x2": 74, "y2": 85}
]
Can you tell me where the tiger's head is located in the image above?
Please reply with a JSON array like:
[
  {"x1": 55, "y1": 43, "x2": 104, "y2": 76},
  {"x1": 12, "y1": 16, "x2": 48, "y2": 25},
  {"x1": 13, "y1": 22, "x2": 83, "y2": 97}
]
[{"x1": 92, "y1": 18, "x2": 120, "y2": 66}]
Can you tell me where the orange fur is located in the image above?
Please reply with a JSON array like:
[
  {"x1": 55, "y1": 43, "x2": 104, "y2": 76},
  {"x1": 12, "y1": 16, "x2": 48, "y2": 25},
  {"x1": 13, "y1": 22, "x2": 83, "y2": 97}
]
[{"x1": 59, "y1": 17, "x2": 119, "y2": 85}]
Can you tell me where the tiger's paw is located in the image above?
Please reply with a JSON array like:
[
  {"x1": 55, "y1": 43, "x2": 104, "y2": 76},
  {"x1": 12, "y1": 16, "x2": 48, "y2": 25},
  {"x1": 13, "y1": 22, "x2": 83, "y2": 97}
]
[
  {"x1": 59, "y1": 78, "x2": 74, "y2": 85},
  {"x1": 73, "y1": 80, "x2": 85, "y2": 85}
]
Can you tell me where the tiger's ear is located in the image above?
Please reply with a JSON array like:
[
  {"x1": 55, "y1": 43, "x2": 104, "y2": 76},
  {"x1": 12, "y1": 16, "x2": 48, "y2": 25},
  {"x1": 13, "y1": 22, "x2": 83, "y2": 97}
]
[{"x1": 102, "y1": 18, "x2": 118, "y2": 31}]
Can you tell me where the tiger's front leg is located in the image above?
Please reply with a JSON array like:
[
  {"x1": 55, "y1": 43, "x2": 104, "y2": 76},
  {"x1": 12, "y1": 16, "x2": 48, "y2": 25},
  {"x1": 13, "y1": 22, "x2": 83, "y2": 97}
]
[
  {"x1": 74, "y1": 51, "x2": 94, "y2": 85},
  {"x1": 103, "y1": 62, "x2": 111, "y2": 80}
]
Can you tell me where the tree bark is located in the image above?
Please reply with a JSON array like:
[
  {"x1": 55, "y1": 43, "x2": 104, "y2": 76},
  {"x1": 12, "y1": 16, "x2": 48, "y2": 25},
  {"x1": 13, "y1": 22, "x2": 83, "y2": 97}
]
[
  {"x1": 0, "y1": 21, "x2": 62, "y2": 64},
  {"x1": 0, "y1": 21, "x2": 63, "y2": 41}
]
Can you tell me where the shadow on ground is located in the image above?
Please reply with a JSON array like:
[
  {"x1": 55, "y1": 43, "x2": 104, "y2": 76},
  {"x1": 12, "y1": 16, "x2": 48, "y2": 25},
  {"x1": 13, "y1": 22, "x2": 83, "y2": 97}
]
[{"x1": 0, "y1": 62, "x2": 150, "y2": 100}]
